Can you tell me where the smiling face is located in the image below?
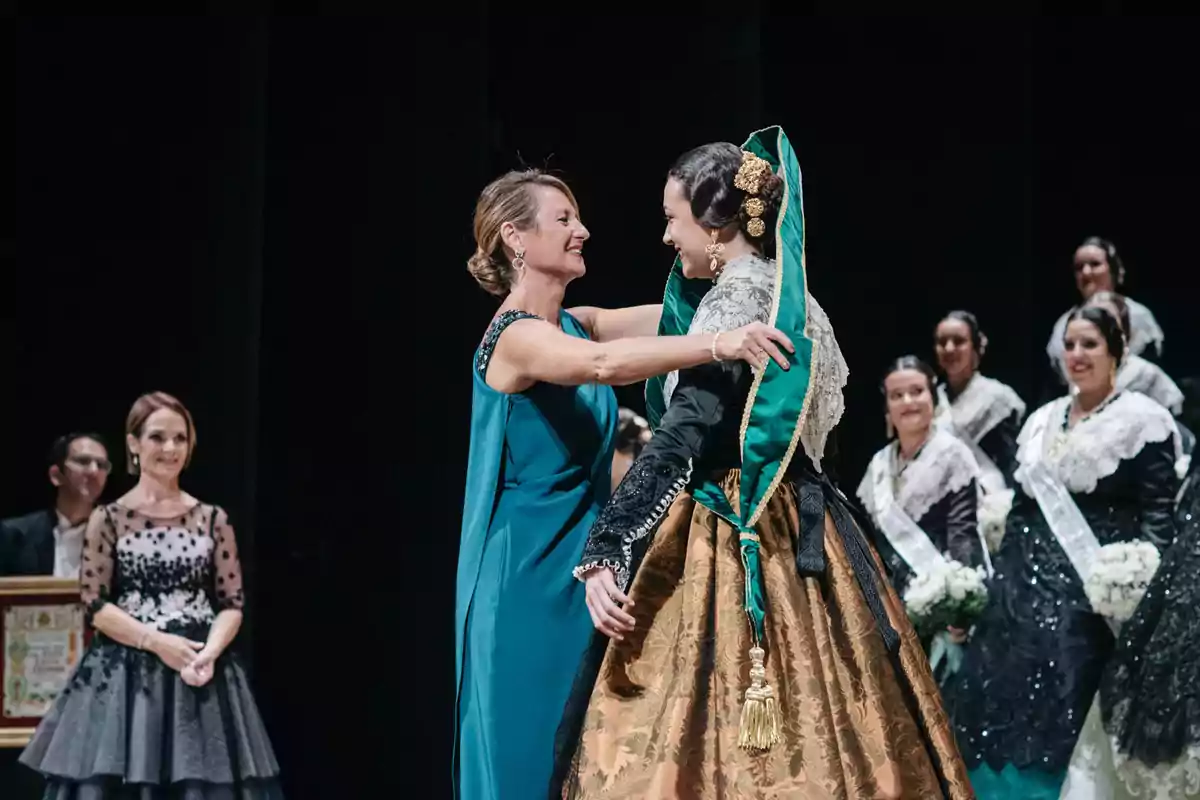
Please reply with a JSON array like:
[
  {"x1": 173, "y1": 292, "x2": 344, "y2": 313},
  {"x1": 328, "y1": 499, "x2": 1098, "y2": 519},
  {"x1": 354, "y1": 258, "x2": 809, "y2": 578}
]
[
  {"x1": 662, "y1": 177, "x2": 715, "y2": 279},
  {"x1": 1063, "y1": 318, "x2": 1117, "y2": 395},
  {"x1": 934, "y1": 317, "x2": 978, "y2": 386},
  {"x1": 127, "y1": 408, "x2": 191, "y2": 482},
  {"x1": 884, "y1": 368, "x2": 935, "y2": 438},
  {"x1": 505, "y1": 184, "x2": 589, "y2": 282},
  {"x1": 1073, "y1": 244, "x2": 1116, "y2": 299}
]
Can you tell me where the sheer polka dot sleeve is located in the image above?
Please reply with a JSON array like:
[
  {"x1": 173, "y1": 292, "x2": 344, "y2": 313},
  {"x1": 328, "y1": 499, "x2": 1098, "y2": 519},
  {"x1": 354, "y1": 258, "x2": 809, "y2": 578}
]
[
  {"x1": 211, "y1": 506, "x2": 245, "y2": 611},
  {"x1": 80, "y1": 506, "x2": 117, "y2": 620}
]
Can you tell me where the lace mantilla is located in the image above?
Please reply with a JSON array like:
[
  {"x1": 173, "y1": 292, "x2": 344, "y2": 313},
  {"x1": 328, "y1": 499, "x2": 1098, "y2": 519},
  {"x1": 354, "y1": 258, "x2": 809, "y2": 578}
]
[
  {"x1": 856, "y1": 428, "x2": 979, "y2": 523},
  {"x1": 798, "y1": 295, "x2": 848, "y2": 472},
  {"x1": 662, "y1": 254, "x2": 773, "y2": 408},
  {"x1": 662, "y1": 254, "x2": 847, "y2": 471},
  {"x1": 1047, "y1": 297, "x2": 1165, "y2": 375},
  {"x1": 1118, "y1": 354, "x2": 1184, "y2": 416},
  {"x1": 937, "y1": 374, "x2": 1026, "y2": 444},
  {"x1": 1015, "y1": 392, "x2": 1179, "y2": 495}
]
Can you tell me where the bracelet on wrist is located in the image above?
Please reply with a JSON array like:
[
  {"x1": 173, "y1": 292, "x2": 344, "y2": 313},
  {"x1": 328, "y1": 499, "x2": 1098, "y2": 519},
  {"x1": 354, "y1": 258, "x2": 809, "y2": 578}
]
[{"x1": 711, "y1": 332, "x2": 723, "y2": 362}]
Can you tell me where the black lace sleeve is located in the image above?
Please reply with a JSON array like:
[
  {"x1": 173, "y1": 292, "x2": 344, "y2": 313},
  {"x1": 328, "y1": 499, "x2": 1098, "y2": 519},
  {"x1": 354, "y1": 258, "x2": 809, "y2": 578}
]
[
  {"x1": 945, "y1": 478, "x2": 983, "y2": 568},
  {"x1": 574, "y1": 362, "x2": 740, "y2": 590},
  {"x1": 1134, "y1": 437, "x2": 1179, "y2": 549},
  {"x1": 210, "y1": 506, "x2": 245, "y2": 611},
  {"x1": 979, "y1": 411, "x2": 1021, "y2": 486},
  {"x1": 80, "y1": 506, "x2": 117, "y2": 622}
]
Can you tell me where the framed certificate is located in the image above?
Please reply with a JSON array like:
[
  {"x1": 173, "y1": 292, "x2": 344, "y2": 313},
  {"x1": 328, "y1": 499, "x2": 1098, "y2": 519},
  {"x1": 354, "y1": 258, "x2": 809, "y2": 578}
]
[{"x1": 0, "y1": 577, "x2": 88, "y2": 748}]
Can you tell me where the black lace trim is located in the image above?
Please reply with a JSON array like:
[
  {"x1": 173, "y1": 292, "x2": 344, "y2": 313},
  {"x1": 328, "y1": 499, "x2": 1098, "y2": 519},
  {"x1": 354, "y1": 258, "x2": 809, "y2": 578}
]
[
  {"x1": 1101, "y1": 476, "x2": 1200, "y2": 765},
  {"x1": 474, "y1": 310, "x2": 542, "y2": 377},
  {"x1": 575, "y1": 453, "x2": 692, "y2": 591}
]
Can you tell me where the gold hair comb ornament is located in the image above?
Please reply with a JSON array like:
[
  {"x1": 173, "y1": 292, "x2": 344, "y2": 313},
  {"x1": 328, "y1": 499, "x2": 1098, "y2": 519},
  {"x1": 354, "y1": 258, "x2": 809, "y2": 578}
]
[{"x1": 735, "y1": 151, "x2": 773, "y2": 238}]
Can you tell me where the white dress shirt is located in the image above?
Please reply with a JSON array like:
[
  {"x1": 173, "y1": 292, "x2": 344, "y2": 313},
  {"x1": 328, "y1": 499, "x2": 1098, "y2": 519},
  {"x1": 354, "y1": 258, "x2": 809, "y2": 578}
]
[{"x1": 52, "y1": 510, "x2": 86, "y2": 579}]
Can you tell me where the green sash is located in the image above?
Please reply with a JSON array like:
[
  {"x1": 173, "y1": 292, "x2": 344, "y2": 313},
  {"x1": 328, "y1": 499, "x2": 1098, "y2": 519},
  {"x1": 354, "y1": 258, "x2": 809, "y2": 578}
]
[{"x1": 644, "y1": 126, "x2": 813, "y2": 749}]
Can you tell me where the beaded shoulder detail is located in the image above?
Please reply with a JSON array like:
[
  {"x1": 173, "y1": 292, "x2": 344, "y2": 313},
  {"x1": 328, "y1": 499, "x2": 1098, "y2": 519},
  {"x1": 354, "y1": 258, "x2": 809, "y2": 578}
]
[{"x1": 475, "y1": 310, "x2": 543, "y2": 377}]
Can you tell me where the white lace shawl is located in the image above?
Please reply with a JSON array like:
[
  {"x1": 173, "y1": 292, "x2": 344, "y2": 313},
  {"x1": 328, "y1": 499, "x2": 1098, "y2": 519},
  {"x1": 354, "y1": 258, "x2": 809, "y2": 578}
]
[
  {"x1": 1117, "y1": 354, "x2": 1184, "y2": 416},
  {"x1": 1046, "y1": 297, "x2": 1164, "y2": 378},
  {"x1": 663, "y1": 253, "x2": 849, "y2": 473},
  {"x1": 935, "y1": 374, "x2": 1026, "y2": 444},
  {"x1": 1014, "y1": 391, "x2": 1178, "y2": 496},
  {"x1": 856, "y1": 427, "x2": 980, "y2": 524}
]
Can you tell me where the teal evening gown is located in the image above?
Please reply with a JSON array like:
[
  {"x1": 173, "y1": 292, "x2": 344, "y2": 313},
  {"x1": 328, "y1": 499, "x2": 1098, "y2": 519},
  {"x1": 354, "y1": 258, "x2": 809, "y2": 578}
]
[{"x1": 454, "y1": 309, "x2": 618, "y2": 800}]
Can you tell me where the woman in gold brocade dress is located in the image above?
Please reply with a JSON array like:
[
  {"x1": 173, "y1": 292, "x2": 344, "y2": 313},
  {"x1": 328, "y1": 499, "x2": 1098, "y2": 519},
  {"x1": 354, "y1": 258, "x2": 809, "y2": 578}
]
[{"x1": 551, "y1": 127, "x2": 972, "y2": 799}]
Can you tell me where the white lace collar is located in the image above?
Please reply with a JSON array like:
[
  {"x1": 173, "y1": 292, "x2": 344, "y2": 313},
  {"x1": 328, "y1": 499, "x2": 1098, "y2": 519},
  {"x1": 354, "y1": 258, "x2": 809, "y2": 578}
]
[
  {"x1": 857, "y1": 427, "x2": 979, "y2": 523},
  {"x1": 936, "y1": 374, "x2": 1026, "y2": 444},
  {"x1": 1015, "y1": 391, "x2": 1178, "y2": 495},
  {"x1": 1117, "y1": 354, "x2": 1184, "y2": 416}
]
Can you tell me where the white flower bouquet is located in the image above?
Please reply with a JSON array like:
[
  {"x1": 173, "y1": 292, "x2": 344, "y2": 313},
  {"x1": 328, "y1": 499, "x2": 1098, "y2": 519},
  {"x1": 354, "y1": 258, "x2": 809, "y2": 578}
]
[
  {"x1": 902, "y1": 559, "x2": 989, "y2": 641},
  {"x1": 1083, "y1": 540, "x2": 1161, "y2": 623}
]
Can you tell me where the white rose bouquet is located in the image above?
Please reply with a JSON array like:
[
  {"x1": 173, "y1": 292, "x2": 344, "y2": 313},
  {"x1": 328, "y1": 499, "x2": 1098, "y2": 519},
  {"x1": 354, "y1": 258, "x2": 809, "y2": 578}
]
[
  {"x1": 1083, "y1": 540, "x2": 1161, "y2": 623},
  {"x1": 903, "y1": 559, "x2": 989, "y2": 641},
  {"x1": 903, "y1": 559, "x2": 989, "y2": 682}
]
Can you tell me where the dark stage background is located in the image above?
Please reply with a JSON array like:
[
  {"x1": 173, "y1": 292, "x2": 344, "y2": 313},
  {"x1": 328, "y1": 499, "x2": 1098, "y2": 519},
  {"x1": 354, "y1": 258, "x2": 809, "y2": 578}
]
[{"x1": 8, "y1": 13, "x2": 1197, "y2": 799}]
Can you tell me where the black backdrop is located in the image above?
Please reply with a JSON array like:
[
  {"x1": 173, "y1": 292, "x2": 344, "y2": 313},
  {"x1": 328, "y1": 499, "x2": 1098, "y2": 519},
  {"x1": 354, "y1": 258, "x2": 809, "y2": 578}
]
[{"x1": 9, "y1": 13, "x2": 1197, "y2": 798}]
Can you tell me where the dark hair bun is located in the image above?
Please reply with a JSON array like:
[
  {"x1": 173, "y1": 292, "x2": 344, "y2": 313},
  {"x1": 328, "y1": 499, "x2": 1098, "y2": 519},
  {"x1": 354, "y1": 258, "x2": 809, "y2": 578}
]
[{"x1": 668, "y1": 143, "x2": 783, "y2": 258}]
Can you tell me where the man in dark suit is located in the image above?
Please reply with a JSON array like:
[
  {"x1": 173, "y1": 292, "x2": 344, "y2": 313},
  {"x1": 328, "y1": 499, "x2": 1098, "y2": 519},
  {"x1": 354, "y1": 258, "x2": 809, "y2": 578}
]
[
  {"x1": 0, "y1": 432, "x2": 111, "y2": 577},
  {"x1": 1, "y1": 433, "x2": 111, "y2": 797}
]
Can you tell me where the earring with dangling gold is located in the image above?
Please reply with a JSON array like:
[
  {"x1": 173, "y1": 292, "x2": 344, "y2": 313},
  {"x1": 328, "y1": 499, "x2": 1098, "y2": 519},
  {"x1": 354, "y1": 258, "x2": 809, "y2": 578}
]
[
  {"x1": 704, "y1": 230, "x2": 726, "y2": 276},
  {"x1": 885, "y1": 415, "x2": 895, "y2": 439}
]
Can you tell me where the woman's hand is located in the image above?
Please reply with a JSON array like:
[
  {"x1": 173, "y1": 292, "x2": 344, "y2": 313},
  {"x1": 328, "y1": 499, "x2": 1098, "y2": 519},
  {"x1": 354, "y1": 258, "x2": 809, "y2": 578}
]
[
  {"x1": 947, "y1": 626, "x2": 969, "y2": 645},
  {"x1": 716, "y1": 322, "x2": 794, "y2": 372},
  {"x1": 180, "y1": 646, "x2": 216, "y2": 687},
  {"x1": 583, "y1": 567, "x2": 637, "y2": 640},
  {"x1": 149, "y1": 632, "x2": 205, "y2": 672}
]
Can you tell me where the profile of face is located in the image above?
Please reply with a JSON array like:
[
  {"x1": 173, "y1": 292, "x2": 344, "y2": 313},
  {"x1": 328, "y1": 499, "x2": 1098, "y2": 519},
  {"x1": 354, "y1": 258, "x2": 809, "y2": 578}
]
[
  {"x1": 128, "y1": 408, "x2": 191, "y2": 482},
  {"x1": 884, "y1": 369, "x2": 935, "y2": 438},
  {"x1": 1073, "y1": 244, "x2": 1117, "y2": 300},
  {"x1": 50, "y1": 437, "x2": 110, "y2": 504},
  {"x1": 502, "y1": 185, "x2": 589, "y2": 282},
  {"x1": 934, "y1": 318, "x2": 978, "y2": 385},
  {"x1": 662, "y1": 177, "x2": 713, "y2": 279},
  {"x1": 1063, "y1": 319, "x2": 1116, "y2": 394}
]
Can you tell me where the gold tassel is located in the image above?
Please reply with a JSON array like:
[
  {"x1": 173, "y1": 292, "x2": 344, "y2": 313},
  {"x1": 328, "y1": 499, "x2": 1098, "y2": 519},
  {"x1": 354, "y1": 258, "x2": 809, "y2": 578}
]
[{"x1": 738, "y1": 645, "x2": 781, "y2": 751}]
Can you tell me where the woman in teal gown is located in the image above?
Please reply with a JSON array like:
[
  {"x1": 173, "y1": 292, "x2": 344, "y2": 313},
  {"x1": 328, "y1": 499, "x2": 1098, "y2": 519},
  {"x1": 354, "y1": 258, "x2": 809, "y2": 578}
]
[{"x1": 454, "y1": 169, "x2": 793, "y2": 800}]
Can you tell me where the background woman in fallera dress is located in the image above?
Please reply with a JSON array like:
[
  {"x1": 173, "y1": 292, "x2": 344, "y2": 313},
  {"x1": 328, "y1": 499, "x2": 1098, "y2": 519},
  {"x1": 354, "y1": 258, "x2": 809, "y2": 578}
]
[
  {"x1": 858, "y1": 356, "x2": 989, "y2": 680},
  {"x1": 944, "y1": 307, "x2": 1179, "y2": 799},
  {"x1": 20, "y1": 391, "x2": 283, "y2": 800},
  {"x1": 932, "y1": 311, "x2": 1026, "y2": 551}
]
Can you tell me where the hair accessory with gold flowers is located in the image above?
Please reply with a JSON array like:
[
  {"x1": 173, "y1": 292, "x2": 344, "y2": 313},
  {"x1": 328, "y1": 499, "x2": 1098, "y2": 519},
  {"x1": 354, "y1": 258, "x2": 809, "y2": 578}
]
[{"x1": 735, "y1": 150, "x2": 773, "y2": 238}]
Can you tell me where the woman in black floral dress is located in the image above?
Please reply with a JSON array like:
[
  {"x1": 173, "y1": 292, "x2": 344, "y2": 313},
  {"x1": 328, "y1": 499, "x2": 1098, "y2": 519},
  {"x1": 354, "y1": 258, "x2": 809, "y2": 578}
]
[{"x1": 20, "y1": 391, "x2": 283, "y2": 799}]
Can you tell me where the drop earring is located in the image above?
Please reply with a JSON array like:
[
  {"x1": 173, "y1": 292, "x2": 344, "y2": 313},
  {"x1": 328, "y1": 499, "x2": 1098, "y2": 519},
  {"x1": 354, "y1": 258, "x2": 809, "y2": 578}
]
[
  {"x1": 704, "y1": 230, "x2": 726, "y2": 276},
  {"x1": 512, "y1": 248, "x2": 526, "y2": 275},
  {"x1": 885, "y1": 416, "x2": 895, "y2": 439}
]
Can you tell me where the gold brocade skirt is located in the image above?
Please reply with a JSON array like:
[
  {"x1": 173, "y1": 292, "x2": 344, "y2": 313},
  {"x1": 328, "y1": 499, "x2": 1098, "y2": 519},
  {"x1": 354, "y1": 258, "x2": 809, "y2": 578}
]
[{"x1": 563, "y1": 475, "x2": 974, "y2": 799}]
